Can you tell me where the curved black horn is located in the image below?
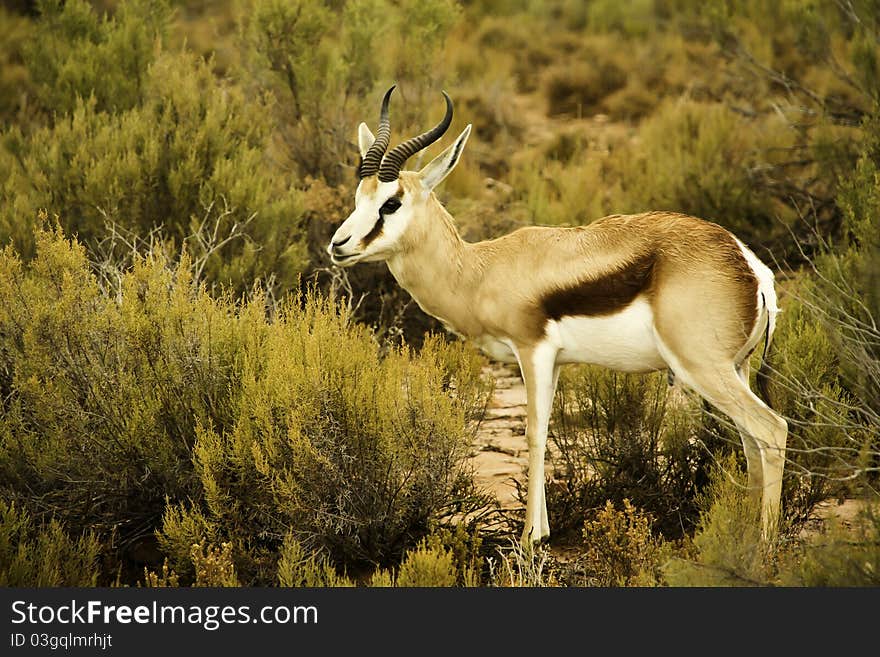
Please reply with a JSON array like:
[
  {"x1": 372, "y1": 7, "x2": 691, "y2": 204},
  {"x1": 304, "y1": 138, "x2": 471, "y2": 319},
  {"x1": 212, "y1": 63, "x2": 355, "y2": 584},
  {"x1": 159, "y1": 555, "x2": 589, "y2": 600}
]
[
  {"x1": 378, "y1": 91, "x2": 453, "y2": 182},
  {"x1": 358, "y1": 86, "x2": 395, "y2": 179}
]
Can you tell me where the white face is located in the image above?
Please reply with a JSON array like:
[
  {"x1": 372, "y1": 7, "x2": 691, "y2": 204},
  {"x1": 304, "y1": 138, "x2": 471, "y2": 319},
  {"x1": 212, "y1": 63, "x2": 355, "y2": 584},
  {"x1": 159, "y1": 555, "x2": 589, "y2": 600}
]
[
  {"x1": 327, "y1": 120, "x2": 471, "y2": 267},
  {"x1": 327, "y1": 178, "x2": 419, "y2": 267}
]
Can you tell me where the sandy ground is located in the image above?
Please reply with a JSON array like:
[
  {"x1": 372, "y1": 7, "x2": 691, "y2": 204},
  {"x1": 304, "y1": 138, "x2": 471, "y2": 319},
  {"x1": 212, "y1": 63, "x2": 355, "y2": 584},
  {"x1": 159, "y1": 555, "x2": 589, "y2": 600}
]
[
  {"x1": 468, "y1": 363, "x2": 529, "y2": 509},
  {"x1": 468, "y1": 363, "x2": 560, "y2": 510}
]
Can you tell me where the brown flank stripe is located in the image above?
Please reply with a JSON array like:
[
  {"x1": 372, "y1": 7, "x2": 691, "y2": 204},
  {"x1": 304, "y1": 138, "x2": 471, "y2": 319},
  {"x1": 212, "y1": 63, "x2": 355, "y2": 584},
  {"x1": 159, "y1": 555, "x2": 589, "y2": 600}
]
[{"x1": 541, "y1": 252, "x2": 655, "y2": 320}]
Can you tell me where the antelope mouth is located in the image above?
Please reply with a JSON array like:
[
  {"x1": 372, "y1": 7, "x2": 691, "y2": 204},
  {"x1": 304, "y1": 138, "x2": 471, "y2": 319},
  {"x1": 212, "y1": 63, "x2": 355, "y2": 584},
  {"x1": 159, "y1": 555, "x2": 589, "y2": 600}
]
[{"x1": 330, "y1": 252, "x2": 361, "y2": 266}]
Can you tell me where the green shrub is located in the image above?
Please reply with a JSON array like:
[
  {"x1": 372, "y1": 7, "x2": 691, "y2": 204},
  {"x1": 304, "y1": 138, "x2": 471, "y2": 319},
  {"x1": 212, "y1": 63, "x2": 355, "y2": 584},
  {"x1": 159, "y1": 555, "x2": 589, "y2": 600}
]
[
  {"x1": 277, "y1": 534, "x2": 355, "y2": 587},
  {"x1": 0, "y1": 501, "x2": 101, "y2": 587},
  {"x1": 394, "y1": 541, "x2": 459, "y2": 587},
  {"x1": 24, "y1": 0, "x2": 169, "y2": 116},
  {"x1": 190, "y1": 542, "x2": 240, "y2": 587},
  {"x1": 608, "y1": 99, "x2": 796, "y2": 243},
  {"x1": 160, "y1": 301, "x2": 491, "y2": 581},
  {"x1": 586, "y1": 0, "x2": 656, "y2": 38},
  {"x1": 769, "y1": 293, "x2": 863, "y2": 524},
  {"x1": 0, "y1": 226, "x2": 240, "y2": 560},
  {"x1": 547, "y1": 366, "x2": 721, "y2": 540},
  {"x1": 767, "y1": 147, "x2": 880, "y2": 514},
  {"x1": 663, "y1": 459, "x2": 769, "y2": 586},
  {"x1": 507, "y1": 144, "x2": 608, "y2": 227},
  {"x1": 780, "y1": 504, "x2": 880, "y2": 587},
  {"x1": 766, "y1": 143, "x2": 879, "y2": 514},
  {"x1": 0, "y1": 7, "x2": 34, "y2": 125},
  {"x1": 0, "y1": 226, "x2": 492, "y2": 585},
  {"x1": 0, "y1": 49, "x2": 307, "y2": 293},
  {"x1": 544, "y1": 60, "x2": 626, "y2": 117},
  {"x1": 818, "y1": 152, "x2": 880, "y2": 417},
  {"x1": 1, "y1": 0, "x2": 308, "y2": 294},
  {"x1": 371, "y1": 528, "x2": 483, "y2": 587},
  {"x1": 240, "y1": 0, "x2": 459, "y2": 184},
  {"x1": 579, "y1": 499, "x2": 666, "y2": 586}
]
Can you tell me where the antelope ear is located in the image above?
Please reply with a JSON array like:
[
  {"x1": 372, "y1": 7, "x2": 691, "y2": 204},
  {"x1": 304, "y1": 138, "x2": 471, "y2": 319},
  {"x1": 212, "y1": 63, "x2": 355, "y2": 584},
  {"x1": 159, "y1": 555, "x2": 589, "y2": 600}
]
[
  {"x1": 358, "y1": 123, "x2": 376, "y2": 158},
  {"x1": 419, "y1": 124, "x2": 471, "y2": 191}
]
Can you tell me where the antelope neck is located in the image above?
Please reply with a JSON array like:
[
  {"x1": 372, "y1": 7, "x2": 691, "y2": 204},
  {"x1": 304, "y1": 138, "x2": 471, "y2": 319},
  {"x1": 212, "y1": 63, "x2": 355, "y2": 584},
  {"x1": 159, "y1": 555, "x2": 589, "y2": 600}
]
[{"x1": 386, "y1": 198, "x2": 481, "y2": 337}]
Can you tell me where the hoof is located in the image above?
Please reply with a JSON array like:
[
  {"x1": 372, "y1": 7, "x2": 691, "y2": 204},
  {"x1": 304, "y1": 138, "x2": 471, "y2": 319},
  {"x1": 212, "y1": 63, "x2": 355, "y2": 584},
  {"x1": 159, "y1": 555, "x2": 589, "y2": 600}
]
[{"x1": 521, "y1": 526, "x2": 550, "y2": 547}]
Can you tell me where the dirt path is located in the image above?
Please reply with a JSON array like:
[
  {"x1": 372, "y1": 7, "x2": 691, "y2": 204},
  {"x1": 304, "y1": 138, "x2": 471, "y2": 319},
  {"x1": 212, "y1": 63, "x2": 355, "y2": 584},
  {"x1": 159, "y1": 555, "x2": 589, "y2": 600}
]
[
  {"x1": 468, "y1": 363, "x2": 529, "y2": 509},
  {"x1": 468, "y1": 362, "x2": 562, "y2": 511}
]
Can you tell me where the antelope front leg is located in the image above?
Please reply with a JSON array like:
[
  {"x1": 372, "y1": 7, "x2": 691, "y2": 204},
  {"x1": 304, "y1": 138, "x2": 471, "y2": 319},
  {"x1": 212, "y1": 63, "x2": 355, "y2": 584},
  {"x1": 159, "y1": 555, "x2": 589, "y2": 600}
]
[{"x1": 518, "y1": 343, "x2": 559, "y2": 544}]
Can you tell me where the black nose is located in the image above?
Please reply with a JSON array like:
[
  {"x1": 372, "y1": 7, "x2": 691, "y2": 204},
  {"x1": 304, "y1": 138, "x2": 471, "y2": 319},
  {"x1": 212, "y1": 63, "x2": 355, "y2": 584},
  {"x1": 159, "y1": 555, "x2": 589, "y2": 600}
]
[{"x1": 332, "y1": 235, "x2": 351, "y2": 248}]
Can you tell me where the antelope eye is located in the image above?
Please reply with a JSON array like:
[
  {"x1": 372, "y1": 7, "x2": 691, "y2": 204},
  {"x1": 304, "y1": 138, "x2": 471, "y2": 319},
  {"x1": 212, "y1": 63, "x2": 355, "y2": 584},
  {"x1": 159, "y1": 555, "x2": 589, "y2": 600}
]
[{"x1": 380, "y1": 197, "x2": 402, "y2": 214}]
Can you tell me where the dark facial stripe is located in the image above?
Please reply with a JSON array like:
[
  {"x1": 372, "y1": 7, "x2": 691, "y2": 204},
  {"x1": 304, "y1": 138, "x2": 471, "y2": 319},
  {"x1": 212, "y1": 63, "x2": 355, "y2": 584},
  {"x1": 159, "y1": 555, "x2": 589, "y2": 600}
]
[
  {"x1": 541, "y1": 253, "x2": 655, "y2": 320},
  {"x1": 361, "y1": 187, "x2": 404, "y2": 248},
  {"x1": 361, "y1": 215, "x2": 384, "y2": 247}
]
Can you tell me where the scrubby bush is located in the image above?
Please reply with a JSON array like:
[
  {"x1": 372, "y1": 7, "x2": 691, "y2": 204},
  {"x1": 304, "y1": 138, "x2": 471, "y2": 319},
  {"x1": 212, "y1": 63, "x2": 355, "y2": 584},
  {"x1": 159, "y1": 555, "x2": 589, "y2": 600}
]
[
  {"x1": 392, "y1": 541, "x2": 459, "y2": 587},
  {"x1": 0, "y1": 6, "x2": 33, "y2": 125},
  {"x1": 577, "y1": 499, "x2": 667, "y2": 586},
  {"x1": 489, "y1": 541, "x2": 557, "y2": 587},
  {"x1": 814, "y1": 152, "x2": 880, "y2": 419},
  {"x1": 608, "y1": 99, "x2": 797, "y2": 243},
  {"x1": 0, "y1": 41, "x2": 307, "y2": 293},
  {"x1": 586, "y1": 0, "x2": 656, "y2": 38},
  {"x1": 159, "y1": 301, "x2": 491, "y2": 582},
  {"x1": 23, "y1": 0, "x2": 168, "y2": 116},
  {"x1": 544, "y1": 60, "x2": 626, "y2": 118},
  {"x1": 240, "y1": 0, "x2": 460, "y2": 185},
  {"x1": 277, "y1": 535, "x2": 355, "y2": 587},
  {"x1": 780, "y1": 505, "x2": 880, "y2": 587},
  {"x1": 0, "y1": 501, "x2": 101, "y2": 587},
  {"x1": 0, "y1": 226, "x2": 243, "y2": 564},
  {"x1": 546, "y1": 366, "x2": 725, "y2": 541},
  {"x1": 663, "y1": 459, "x2": 769, "y2": 586},
  {"x1": 767, "y1": 294, "x2": 864, "y2": 525},
  {"x1": 0, "y1": 226, "x2": 493, "y2": 585}
]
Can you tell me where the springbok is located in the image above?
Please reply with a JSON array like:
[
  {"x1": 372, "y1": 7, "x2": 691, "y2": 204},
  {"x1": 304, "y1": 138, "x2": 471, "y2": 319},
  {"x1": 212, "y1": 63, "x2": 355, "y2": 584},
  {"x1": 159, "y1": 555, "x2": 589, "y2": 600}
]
[{"x1": 328, "y1": 87, "x2": 788, "y2": 543}]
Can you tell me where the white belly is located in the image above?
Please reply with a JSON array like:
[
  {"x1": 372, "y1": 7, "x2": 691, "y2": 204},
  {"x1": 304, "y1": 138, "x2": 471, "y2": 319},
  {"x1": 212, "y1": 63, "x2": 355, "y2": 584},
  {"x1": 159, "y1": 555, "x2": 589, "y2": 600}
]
[
  {"x1": 472, "y1": 334, "x2": 519, "y2": 364},
  {"x1": 546, "y1": 297, "x2": 666, "y2": 371}
]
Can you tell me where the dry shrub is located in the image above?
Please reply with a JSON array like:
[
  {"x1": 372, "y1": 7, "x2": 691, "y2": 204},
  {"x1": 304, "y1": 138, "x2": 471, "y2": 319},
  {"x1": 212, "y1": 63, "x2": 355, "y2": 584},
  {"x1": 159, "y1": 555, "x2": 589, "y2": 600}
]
[
  {"x1": 606, "y1": 98, "x2": 797, "y2": 244},
  {"x1": 601, "y1": 81, "x2": 660, "y2": 122},
  {"x1": 0, "y1": 6, "x2": 33, "y2": 123},
  {"x1": 586, "y1": 0, "x2": 655, "y2": 38},
  {"x1": 394, "y1": 542, "x2": 458, "y2": 587},
  {"x1": 0, "y1": 226, "x2": 493, "y2": 585},
  {"x1": 577, "y1": 499, "x2": 666, "y2": 586},
  {"x1": 0, "y1": 501, "x2": 101, "y2": 587},
  {"x1": 507, "y1": 147, "x2": 609, "y2": 226},
  {"x1": 370, "y1": 526, "x2": 483, "y2": 587},
  {"x1": 663, "y1": 459, "x2": 768, "y2": 587},
  {"x1": 191, "y1": 542, "x2": 239, "y2": 587},
  {"x1": 545, "y1": 60, "x2": 627, "y2": 118},
  {"x1": 780, "y1": 504, "x2": 880, "y2": 586},
  {"x1": 142, "y1": 561, "x2": 180, "y2": 588},
  {"x1": 489, "y1": 541, "x2": 557, "y2": 588},
  {"x1": 546, "y1": 366, "x2": 720, "y2": 541},
  {"x1": 277, "y1": 535, "x2": 354, "y2": 587}
]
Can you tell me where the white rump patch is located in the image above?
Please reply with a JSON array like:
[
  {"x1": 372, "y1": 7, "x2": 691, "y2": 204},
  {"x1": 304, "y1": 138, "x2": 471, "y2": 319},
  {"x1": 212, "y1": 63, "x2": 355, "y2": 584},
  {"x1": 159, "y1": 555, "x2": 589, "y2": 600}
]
[{"x1": 733, "y1": 237, "x2": 779, "y2": 362}]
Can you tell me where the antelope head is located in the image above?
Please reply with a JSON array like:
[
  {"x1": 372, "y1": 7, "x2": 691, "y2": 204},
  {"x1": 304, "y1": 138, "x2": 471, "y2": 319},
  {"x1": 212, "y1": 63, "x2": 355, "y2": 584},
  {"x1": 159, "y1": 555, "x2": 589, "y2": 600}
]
[{"x1": 328, "y1": 86, "x2": 471, "y2": 267}]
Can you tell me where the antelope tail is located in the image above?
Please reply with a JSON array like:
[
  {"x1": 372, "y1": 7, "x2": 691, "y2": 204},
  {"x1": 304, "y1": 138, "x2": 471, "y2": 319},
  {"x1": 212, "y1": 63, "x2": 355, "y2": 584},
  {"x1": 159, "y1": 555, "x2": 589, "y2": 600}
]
[{"x1": 755, "y1": 292, "x2": 776, "y2": 409}]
